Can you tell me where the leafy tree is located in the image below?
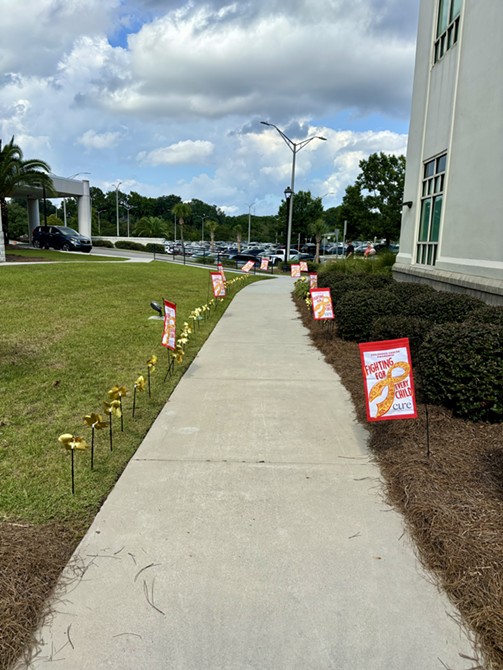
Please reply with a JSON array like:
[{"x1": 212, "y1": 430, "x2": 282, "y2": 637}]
[
  {"x1": 6, "y1": 200, "x2": 29, "y2": 240},
  {"x1": 0, "y1": 137, "x2": 54, "y2": 253},
  {"x1": 134, "y1": 216, "x2": 169, "y2": 237},
  {"x1": 309, "y1": 217, "x2": 329, "y2": 263},
  {"x1": 339, "y1": 184, "x2": 376, "y2": 241},
  {"x1": 341, "y1": 152, "x2": 405, "y2": 243},
  {"x1": 172, "y1": 202, "x2": 191, "y2": 252},
  {"x1": 47, "y1": 213, "x2": 63, "y2": 226},
  {"x1": 277, "y1": 190, "x2": 324, "y2": 249}
]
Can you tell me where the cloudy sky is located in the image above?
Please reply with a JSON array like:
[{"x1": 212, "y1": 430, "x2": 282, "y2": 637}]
[{"x1": 0, "y1": 0, "x2": 419, "y2": 216}]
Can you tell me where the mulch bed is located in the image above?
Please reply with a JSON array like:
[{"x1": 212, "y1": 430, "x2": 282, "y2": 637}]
[
  {"x1": 296, "y1": 298, "x2": 503, "y2": 670},
  {"x1": 0, "y1": 522, "x2": 82, "y2": 669}
]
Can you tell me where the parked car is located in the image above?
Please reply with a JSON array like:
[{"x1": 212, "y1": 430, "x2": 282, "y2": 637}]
[
  {"x1": 290, "y1": 253, "x2": 315, "y2": 262},
  {"x1": 32, "y1": 226, "x2": 92, "y2": 253},
  {"x1": 228, "y1": 253, "x2": 261, "y2": 267}
]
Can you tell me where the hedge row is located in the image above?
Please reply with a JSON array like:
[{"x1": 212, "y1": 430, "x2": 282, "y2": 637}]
[
  {"x1": 91, "y1": 239, "x2": 167, "y2": 254},
  {"x1": 313, "y1": 269, "x2": 503, "y2": 423}
]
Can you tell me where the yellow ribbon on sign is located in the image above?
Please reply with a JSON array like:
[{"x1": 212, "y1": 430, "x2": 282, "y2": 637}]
[
  {"x1": 314, "y1": 295, "x2": 332, "y2": 318},
  {"x1": 368, "y1": 361, "x2": 410, "y2": 417}
]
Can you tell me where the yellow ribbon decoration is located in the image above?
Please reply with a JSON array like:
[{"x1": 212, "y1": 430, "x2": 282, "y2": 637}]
[{"x1": 368, "y1": 361, "x2": 410, "y2": 417}]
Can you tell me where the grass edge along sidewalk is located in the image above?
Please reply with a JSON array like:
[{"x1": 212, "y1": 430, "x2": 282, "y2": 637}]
[{"x1": 0, "y1": 261, "x2": 263, "y2": 669}]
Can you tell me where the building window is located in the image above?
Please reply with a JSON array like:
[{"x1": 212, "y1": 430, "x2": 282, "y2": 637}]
[
  {"x1": 434, "y1": 0, "x2": 462, "y2": 62},
  {"x1": 416, "y1": 153, "x2": 446, "y2": 266}
]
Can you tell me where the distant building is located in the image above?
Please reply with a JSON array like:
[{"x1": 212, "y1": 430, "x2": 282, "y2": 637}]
[{"x1": 394, "y1": 0, "x2": 503, "y2": 305}]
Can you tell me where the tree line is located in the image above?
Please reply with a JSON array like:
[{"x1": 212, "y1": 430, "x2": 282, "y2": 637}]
[{"x1": 1, "y1": 135, "x2": 406, "y2": 249}]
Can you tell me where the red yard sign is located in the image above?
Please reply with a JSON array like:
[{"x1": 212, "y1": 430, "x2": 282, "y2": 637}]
[
  {"x1": 310, "y1": 288, "x2": 334, "y2": 320},
  {"x1": 359, "y1": 338, "x2": 418, "y2": 422},
  {"x1": 161, "y1": 300, "x2": 176, "y2": 351},
  {"x1": 210, "y1": 272, "x2": 226, "y2": 297}
]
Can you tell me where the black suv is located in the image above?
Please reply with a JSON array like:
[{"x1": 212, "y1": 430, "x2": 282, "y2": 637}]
[{"x1": 32, "y1": 226, "x2": 92, "y2": 253}]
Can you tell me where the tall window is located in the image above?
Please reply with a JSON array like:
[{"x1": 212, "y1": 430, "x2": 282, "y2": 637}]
[
  {"x1": 417, "y1": 154, "x2": 446, "y2": 266},
  {"x1": 434, "y1": 0, "x2": 462, "y2": 62}
]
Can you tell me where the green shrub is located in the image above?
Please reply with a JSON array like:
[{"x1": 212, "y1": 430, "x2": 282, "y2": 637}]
[
  {"x1": 92, "y1": 238, "x2": 114, "y2": 248},
  {"x1": 466, "y1": 304, "x2": 503, "y2": 328},
  {"x1": 418, "y1": 322, "x2": 502, "y2": 422},
  {"x1": 385, "y1": 281, "x2": 435, "y2": 304},
  {"x1": 293, "y1": 277, "x2": 310, "y2": 300},
  {"x1": 319, "y1": 271, "x2": 393, "y2": 303},
  {"x1": 335, "y1": 288, "x2": 402, "y2": 342},
  {"x1": 145, "y1": 243, "x2": 166, "y2": 254},
  {"x1": 371, "y1": 315, "x2": 432, "y2": 361},
  {"x1": 115, "y1": 240, "x2": 147, "y2": 251},
  {"x1": 407, "y1": 290, "x2": 484, "y2": 324}
]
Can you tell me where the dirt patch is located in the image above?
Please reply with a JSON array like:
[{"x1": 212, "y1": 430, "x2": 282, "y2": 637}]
[
  {"x1": 297, "y1": 298, "x2": 503, "y2": 670},
  {"x1": 0, "y1": 522, "x2": 82, "y2": 669},
  {"x1": 5, "y1": 254, "x2": 49, "y2": 263}
]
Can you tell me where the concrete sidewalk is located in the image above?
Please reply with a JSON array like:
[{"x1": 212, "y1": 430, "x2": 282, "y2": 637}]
[{"x1": 28, "y1": 277, "x2": 473, "y2": 670}]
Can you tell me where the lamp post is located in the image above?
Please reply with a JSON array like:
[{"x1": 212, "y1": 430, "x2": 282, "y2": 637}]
[
  {"x1": 121, "y1": 203, "x2": 134, "y2": 237},
  {"x1": 115, "y1": 181, "x2": 122, "y2": 236},
  {"x1": 247, "y1": 202, "x2": 254, "y2": 245},
  {"x1": 261, "y1": 121, "x2": 326, "y2": 262},
  {"x1": 200, "y1": 215, "x2": 206, "y2": 243},
  {"x1": 283, "y1": 186, "x2": 292, "y2": 270}
]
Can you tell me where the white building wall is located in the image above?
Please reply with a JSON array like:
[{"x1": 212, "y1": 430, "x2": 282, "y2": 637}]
[{"x1": 395, "y1": 0, "x2": 503, "y2": 303}]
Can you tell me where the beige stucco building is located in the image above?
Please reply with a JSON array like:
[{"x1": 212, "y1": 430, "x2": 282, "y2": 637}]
[{"x1": 394, "y1": 0, "x2": 503, "y2": 305}]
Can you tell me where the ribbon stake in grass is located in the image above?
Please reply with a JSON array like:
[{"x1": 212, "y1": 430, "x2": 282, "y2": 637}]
[
  {"x1": 104, "y1": 400, "x2": 121, "y2": 450},
  {"x1": 146, "y1": 356, "x2": 157, "y2": 398},
  {"x1": 133, "y1": 375, "x2": 146, "y2": 417},
  {"x1": 108, "y1": 385, "x2": 128, "y2": 432},
  {"x1": 83, "y1": 413, "x2": 108, "y2": 470},
  {"x1": 58, "y1": 434, "x2": 88, "y2": 495}
]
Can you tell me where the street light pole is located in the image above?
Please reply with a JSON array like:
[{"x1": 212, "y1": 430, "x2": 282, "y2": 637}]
[
  {"x1": 247, "y1": 202, "x2": 254, "y2": 245},
  {"x1": 200, "y1": 215, "x2": 206, "y2": 243},
  {"x1": 115, "y1": 181, "x2": 122, "y2": 237},
  {"x1": 121, "y1": 203, "x2": 134, "y2": 237},
  {"x1": 261, "y1": 121, "x2": 326, "y2": 262}
]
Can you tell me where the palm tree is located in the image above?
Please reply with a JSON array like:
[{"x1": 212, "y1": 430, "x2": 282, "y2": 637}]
[
  {"x1": 206, "y1": 220, "x2": 218, "y2": 251},
  {"x1": 309, "y1": 217, "x2": 329, "y2": 263},
  {"x1": 171, "y1": 202, "x2": 191, "y2": 256},
  {"x1": 0, "y1": 137, "x2": 54, "y2": 259},
  {"x1": 134, "y1": 216, "x2": 169, "y2": 237}
]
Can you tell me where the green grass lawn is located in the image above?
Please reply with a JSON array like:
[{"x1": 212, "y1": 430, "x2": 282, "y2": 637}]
[
  {"x1": 6, "y1": 247, "x2": 128, "y2": 262},
  {"x1": 0, "y1": 261, "x2": 259, "y2": 525}
]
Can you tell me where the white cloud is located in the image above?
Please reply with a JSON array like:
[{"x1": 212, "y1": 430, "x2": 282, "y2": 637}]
[
  {"x1": 78, "y1": 129, "x2": 122, "y2": 149},
  {"x1": 138, "y1": 140, "x2": 214, "y2": 166},
  {"x1": 0, "y1": 0, "x2": 418, "y2": 216}
]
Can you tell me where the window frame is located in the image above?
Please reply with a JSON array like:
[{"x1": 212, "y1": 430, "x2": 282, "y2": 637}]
[
  {"x1": 416, "y1": 153, "x2": 447, "y2": 267},
  {"x1": 434, "y1": 0, "x2": 462, "y2": 62}
]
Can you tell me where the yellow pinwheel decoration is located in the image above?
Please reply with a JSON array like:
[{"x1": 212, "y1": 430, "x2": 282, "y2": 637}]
[
  {"x1": 108, "y1": 384, "x2": 128, "y2": 400},
  {"x1": 58, "y1": 434, "x2": 88, "y2": 451},
  {"x1": 147, "y1": 355, "x2": 158, "y2": 370},
  {"x1": 135, "y1": 375, "x2": 146, "y2": 391},
  {"x1": 103, "y1": 399, "x2": 122, "y2": 417},
  {"x1": 83, "y1": 413, "x2": 108, "y2": 430}
]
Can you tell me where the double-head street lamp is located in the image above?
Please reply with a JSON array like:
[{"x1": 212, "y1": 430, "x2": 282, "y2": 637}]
[
  {"x1": 121, "y1": 202, "x2": 135, "y2": 237},
  {"x1": 261, "y1": 121, "x2": 326, "y2": 261}
]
